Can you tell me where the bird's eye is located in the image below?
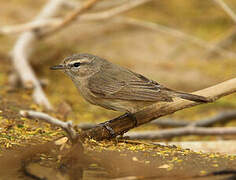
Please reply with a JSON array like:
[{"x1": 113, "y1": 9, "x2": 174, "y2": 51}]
[{"x1": 73, "y1": 62, "x2": 81, "y2": 67}]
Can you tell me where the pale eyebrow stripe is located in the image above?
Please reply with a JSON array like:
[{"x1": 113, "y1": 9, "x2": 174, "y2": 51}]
[{"x1": 70, "y1": 59, "x2": 89, "y2": 65}]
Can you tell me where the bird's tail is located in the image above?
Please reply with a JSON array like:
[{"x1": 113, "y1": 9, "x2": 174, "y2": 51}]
[{"x1": 172, "y1": 91, "x2": 210, "y2": 103}]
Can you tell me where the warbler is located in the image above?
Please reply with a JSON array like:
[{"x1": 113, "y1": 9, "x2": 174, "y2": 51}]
[{"x1": 50, "y1": 53, "x2": 209, "y2": 132}]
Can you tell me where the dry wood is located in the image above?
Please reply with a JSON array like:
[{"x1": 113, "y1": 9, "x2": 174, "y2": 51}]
[
  {"x1": 20, "y1": 110, "x2": 77, "y2": 142},
  {"x1": 119, "y1": 17, "x2": 236, "y2": 59},
  {"x1": 126, "y1": 127, "x2": 236, "y2": 140},
  {"x1": 80, "y1": 0, "x2": 151, "y2": 21},
  {"x1": 204, "y1": 28, "x2": 236, "y2": 59},
  {"x1": 41, "y1": 0, "x2": 100, "y2": 37},
  {"x1": 151, "y1": 111, "x2": 236, "y2": 127},
  {"x1": 213, "y1": 0, "x2": 236, "y2": 23},
  {"x1": 1, "y1": 0, "x2": 150, "y2": 35},
  {"x1": 11, "y1": 0, "x2": 67, "y2": 110},
  {"x1": 70, "y1": 111, "x2": 236, "y2": 129},
  {"x1": 205, "y1": 0, "x2": 236, "y2": 59},
  {"x1": 0, "y1": 19, "x2": 60, "y2": 35}
]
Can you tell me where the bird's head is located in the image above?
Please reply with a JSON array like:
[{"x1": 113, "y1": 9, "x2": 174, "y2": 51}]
[{"x1": 50, "y1": 53, "x2": 102, "y2": 79}]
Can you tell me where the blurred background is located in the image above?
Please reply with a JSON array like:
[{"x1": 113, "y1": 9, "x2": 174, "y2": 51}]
[{"x1": 0, "y1": 0, "x2": 236, "y2": 142}]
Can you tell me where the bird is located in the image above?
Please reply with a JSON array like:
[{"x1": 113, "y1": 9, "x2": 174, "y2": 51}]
[{"x1": 50, "y1": 53, "x2": 209, "y2": 133}]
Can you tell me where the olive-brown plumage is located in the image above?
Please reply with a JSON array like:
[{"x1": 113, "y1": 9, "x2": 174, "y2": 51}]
[{"x1": 51, "y1": 53, "x2": 209, "y2": 113}]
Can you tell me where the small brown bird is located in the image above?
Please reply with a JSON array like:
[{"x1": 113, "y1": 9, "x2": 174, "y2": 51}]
[{"x1": 51, "y1": 54, "x2": 209, "y2": 130}]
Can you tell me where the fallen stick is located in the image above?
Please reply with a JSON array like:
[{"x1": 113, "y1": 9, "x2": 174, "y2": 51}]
[
  {"x1": 125, "y1": 127, "x2": 236, "y2": 140},
  {"x1": 20, "y1": 110, "x2": 77, "y2": 142},
  {"x1": 151, "y1": 111, "x2": 236, "y2": 127}
]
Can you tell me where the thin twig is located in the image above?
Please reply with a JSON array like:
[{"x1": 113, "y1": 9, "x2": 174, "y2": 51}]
[
  {"x1": 125, "y1": 127, "x2": 236, "y2": 140},
  {"x1": 118, "y1": 17, "x2": 236, "y2": 59},
  {"x1": 204, "y1": 27, "x2": 236, "y2": 59},
  {"x1": 151, "y1": 111, "x2": 236, "y2": 127},
  {"x1": 205, "y1": 0, "x2": 236, "y2": 59},
  {"x1": 128, "y1": 111, "x2": 236, "y2": 139},
  {"x1": 80, "y1": 0, "x2": 151, "y2": 21},
  {"x1": 0, "y1": 19, "x2": 60, "y2": 35},
  {"x1": 213, "y1": 0, "x2": 236, "y2": 23},
  {"x1": 20, "y1": 110, "x2": 77, "y2": 142},
  {"x1": 41, "y1": 0, "x2": 100, "y2": 37},
  {"x1": 1, "y1": 0, "x2": 150, "y2": 35}
]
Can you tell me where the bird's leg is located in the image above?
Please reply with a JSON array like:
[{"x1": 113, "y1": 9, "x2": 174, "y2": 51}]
[
  {"x1": 99, "y1": 113, "x2": 138, "y2": 138},
  {"x1": 99, "y1": 121, "x2": 116, "y2": 137}
]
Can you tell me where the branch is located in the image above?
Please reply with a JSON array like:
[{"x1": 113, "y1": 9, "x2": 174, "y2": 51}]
[
  {"x1": 6, "y1": 0, "x2": 152, "y2": 111},
  {"x1": 20, "y1": 78, "x2": 236, "y2": 141},
  {"x1": 20, "y1": 110, "x2": 77, "y2": 142},
  {"x1": 11, "y1": 0, "x2": 68, "y2": 110},
  {"x1": 1, "y1": 0, "x2": 151, "y2": 35},
  {"x1": 80, "y1": 0, "x2": 151, "y2": 21},
  {"x1": 205, "y1": 0, "x2": 236, "y2": 59},
  {"x1": 118, "y1": 17, "x2": 236, "y2": 59},
  {"x1": 40, "y1": 0, "x2": 100, "y2": 37},
  {"x1": 127, "y1": 111, "x2": 236, "y2": 139},
  {"x1": 125, "y1": 127, "x2": 236, "y2": 140},
  {"x1": 151, "y1": 111, "x2": 236, "y2": 127},
  {"x1": 10, "y1": 0, "x2": 100, "y2": 109},
  {"x1": 213, "y1": 0, "x2": 236, "y2": 23},
  {"x1": 204, "y1": 28, "x2": 236, "y2": 59},
  {"x1": 0, "y1": 19, "x2": 60, "y2": 35},
  {"x1": 81, "y1": 78, "x2": 236, "y2": 140},
  {"x1": 69, "y1": 111, "x2": 236, "y2": 130},
  {"x1": 62, "y1": 0, "x2": 129, "y2": 10}
]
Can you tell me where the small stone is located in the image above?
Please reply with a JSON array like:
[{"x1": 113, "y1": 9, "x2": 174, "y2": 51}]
[
  {"x1": 55, "y1": 137, "x2": 68, "y2": 145},
  {"x1": 158, "y1": 164, "x2": 170, "y2": 169},
  {"x1": 132, "y1": 157, "x2": 138, "y2": 161}
]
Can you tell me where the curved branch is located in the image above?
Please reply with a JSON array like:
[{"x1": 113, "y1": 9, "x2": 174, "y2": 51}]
[
  {"x1": 81, "y1": 78, "x2": 236, "y2": 140},
  {"x1": 41, "y1": 0, "x2": 100, "y2": 37},
  {"x1": 20, "y1": 110, "x2": 77, "y2": 142},
  {"x1": 11, "y1": 0, "x2": 67, "y2": 110}
]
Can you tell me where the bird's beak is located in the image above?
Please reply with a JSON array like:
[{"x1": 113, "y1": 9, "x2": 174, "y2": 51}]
[{"x1": 50, "y1": 64, "x2": 65, "y2": 70}]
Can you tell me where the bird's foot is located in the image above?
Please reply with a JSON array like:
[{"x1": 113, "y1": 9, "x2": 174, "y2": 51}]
[
  {"x1": 99, "y1": 122, "x2": 116, "y2": 138},
  {"x1": 99, "y1": 113, "x2": 138, "y2": 138}
]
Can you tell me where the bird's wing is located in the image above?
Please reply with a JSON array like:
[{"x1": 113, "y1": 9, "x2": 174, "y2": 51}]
[{"x1": 88, "y1": 65, "x2": 173, "y2": 102}]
